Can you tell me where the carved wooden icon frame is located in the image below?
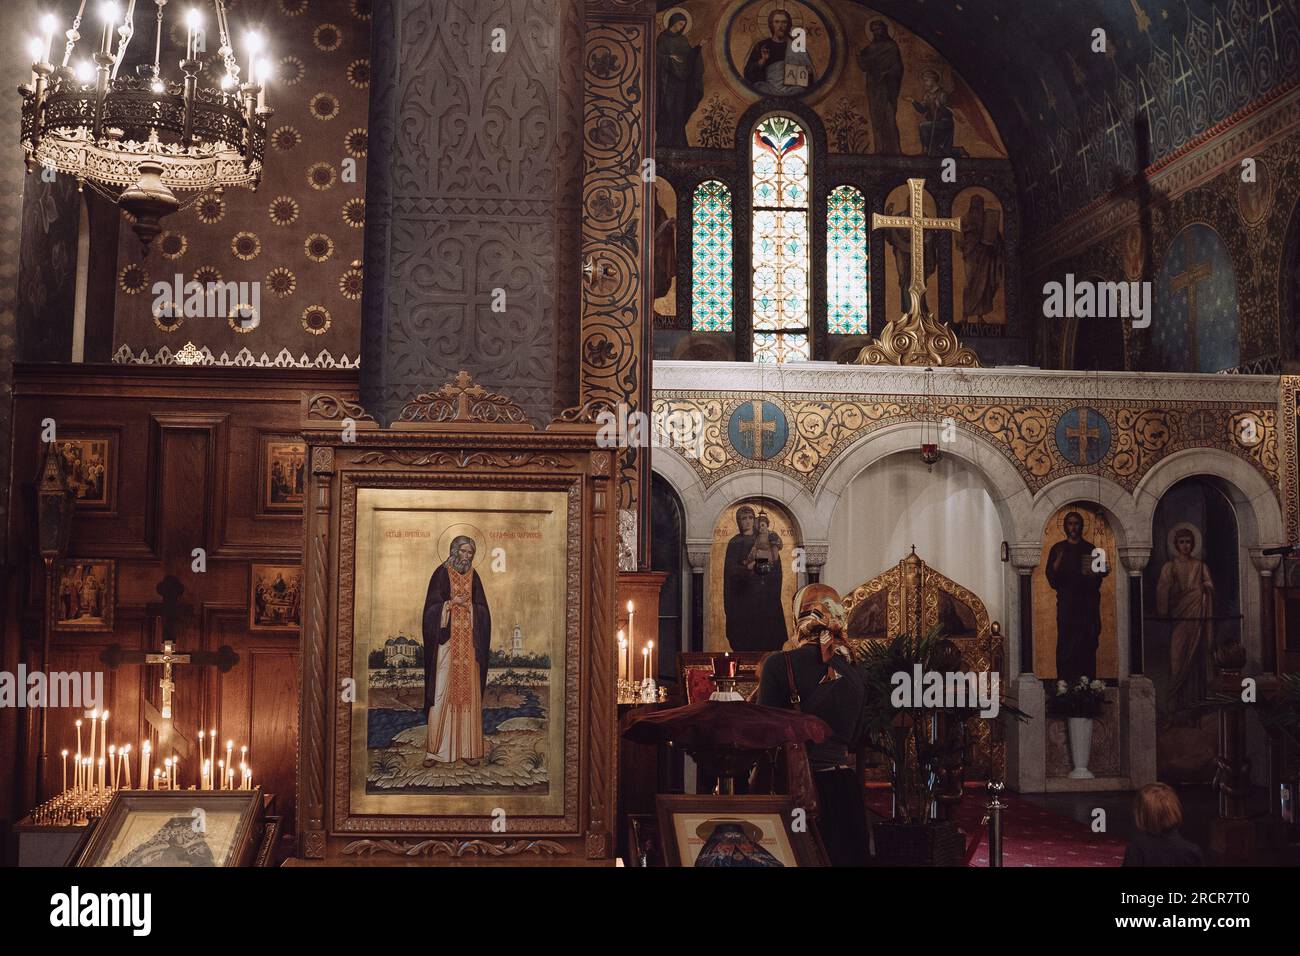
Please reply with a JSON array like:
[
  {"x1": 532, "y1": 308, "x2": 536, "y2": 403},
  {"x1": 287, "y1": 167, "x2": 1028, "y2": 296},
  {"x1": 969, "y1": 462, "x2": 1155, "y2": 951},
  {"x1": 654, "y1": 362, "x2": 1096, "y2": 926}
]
[{"x1": 295, "y1": 374, "x2": 619, "y2": 864}]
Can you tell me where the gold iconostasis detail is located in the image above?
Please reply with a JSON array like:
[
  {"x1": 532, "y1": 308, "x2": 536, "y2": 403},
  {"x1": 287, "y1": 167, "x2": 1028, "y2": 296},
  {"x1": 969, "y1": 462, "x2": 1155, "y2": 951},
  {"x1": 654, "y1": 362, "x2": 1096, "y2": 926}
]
[{"x1": 653, "y1": 392, "x2": 1280, "y2": 496}]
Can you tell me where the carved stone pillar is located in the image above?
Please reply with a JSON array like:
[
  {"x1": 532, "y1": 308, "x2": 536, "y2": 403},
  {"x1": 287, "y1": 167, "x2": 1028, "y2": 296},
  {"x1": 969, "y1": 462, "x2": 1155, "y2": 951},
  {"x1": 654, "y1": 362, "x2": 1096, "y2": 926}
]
[
  {"x1": 1005, "y1": 546, "x2": 1042, "y2": 793},
  {"x1": 1250, "y1": 549, "x2": 1281, "y2": 674},
  {"x1": 361, "y1": 0, "x2": 585, "y2": 426},
  {"x1": 686, "y1": 542, "x2": 710, "y2": 652}
]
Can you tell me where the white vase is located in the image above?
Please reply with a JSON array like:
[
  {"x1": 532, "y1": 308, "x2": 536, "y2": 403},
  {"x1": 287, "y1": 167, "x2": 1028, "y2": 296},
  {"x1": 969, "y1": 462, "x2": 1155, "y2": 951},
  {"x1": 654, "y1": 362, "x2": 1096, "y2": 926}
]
[{"x1": 1067, "y1": 717, "x2": 1095, "y2": 779}]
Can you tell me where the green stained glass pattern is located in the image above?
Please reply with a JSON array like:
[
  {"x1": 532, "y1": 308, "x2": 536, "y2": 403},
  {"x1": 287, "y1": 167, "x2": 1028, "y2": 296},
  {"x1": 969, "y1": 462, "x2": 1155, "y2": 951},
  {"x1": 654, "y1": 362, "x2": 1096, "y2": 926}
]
[
  {"x1": 753, "y1": 332, "x2": 810, "y2": 364},
  {"x1": 751, "y1": 115, "x2": 810, "y2": 362},
  {"x1": 827, "y1": 185, "x2": 870, "y2": 335},
  {"x1": 691, "y1": 180, "x2": 733, "y2": 332}
]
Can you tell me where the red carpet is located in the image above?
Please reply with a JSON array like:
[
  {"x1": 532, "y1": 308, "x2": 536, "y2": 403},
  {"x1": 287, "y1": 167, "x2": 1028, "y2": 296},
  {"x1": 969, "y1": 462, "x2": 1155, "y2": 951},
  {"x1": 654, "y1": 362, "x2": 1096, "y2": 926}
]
[{"x1": 863, "y1": 786, "x2": 1126, "y2": 867}]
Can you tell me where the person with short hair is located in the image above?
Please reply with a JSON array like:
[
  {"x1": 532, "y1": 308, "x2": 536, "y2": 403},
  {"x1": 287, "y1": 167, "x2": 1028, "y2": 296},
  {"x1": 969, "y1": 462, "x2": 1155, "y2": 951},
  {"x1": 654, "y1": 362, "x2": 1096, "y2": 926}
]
[{"x1": 1122, "y1": 783, "x2": 1204, "y2": 866}]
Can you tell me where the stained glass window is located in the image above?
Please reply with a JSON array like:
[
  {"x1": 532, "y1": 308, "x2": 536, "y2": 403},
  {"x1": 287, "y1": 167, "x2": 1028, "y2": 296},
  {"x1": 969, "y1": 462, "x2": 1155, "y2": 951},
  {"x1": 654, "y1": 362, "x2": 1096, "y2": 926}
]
[
  {"x1": 691, "y1": 180, "x2": 734, "y2": 332},
  {"x1": 827, "y1": 185, "x2": 869, "y2": 335},
  {"x1": 751, "y1": 115, "x2": 810, "y2": 363}
]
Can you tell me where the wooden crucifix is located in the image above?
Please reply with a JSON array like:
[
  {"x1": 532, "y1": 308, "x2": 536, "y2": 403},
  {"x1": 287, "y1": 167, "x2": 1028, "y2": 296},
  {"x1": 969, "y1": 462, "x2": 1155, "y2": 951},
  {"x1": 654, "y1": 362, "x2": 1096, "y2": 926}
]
[
  {"x1": 871, "y1": 177, "x2": 962, "y2": 317},
  {"x1": 101, "y1": 575, "x2": 238, "y2": 762}
]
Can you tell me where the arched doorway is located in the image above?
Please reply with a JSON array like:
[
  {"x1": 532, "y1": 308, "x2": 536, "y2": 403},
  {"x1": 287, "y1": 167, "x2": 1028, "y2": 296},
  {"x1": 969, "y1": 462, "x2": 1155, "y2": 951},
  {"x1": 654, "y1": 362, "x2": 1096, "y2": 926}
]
[
  {"x1": 1143, "y1": 476, "x2": 1241, "y2": 782},
  {"x1": 650, "y1": 472, "x2": 687, "y2": 675}
]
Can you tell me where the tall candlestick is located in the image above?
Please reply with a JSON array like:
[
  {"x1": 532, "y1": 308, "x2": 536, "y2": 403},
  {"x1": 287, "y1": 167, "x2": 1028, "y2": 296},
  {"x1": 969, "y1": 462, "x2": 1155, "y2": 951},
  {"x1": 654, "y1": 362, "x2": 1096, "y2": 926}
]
[
  {"x1": 61, "y1": 750, "x2": 68, "y2": 793},
  {"x1": 74, "y1": 750, "x2": 81, "y2": 790},
  {"x1": 86, "y1": 711, "x2": 97, "y2": 777},
  {"x1": 75, "y1": 719, "x2": 83, "y2": 765},
  {"x1": 642, "y1": 647, "x2": 649, "y2": 683},
  {"x1": 225, "y1": 740, "x2": 233, "y2": 786},
  {"x1": 170, "y1": 756, "x2": 176, "y2": 791},
  {"x1": 122, "y1": 745, "x2": 132, "y2": 789},
  {"x1": 153, "y1": 768, "x2": 160, "y2": 790},
  {"x1": 84, "y1": 758, "x2": 93, "y2": 792},
  {"x1": 209, "y1": 729, "x2": 217, "y2": 784},
  {"x1": 108, "y1": 745, "x2": 117, "y2": 789},
  {"x1": 203, "y1": 759, "x2": 210, "y2": 791},
  {"x1": 100, "y1": 711, "x2": 109, "y2": 769},
  {"x1": 141, "y1": 740, "x2": 151, "y2": 791},
  {"x1": 617, "y1": 630, "x2": 627, "y2": 681},
  {"x1": 97, "y1": 757, "x2": 105, "y2": 793},
  {"x1": 218, "y1": 759, "x2": 224, "y2": 790},
  {"x1": 647, "y1": 641, "x2": 655, "y2": 682},
  {"x1": 198, "y1": 730, "x2": 206, "y2": 786},
  {"x1": 627, "y1": 601, "x2": 636, "y2": 682}
]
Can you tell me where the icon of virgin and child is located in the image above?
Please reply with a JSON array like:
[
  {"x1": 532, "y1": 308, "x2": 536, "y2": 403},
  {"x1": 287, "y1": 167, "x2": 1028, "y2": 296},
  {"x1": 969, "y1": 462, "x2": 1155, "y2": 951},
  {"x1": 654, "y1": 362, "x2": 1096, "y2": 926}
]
[{"x1": 723, "y1": 506, "x2": 789, "y2": 652}]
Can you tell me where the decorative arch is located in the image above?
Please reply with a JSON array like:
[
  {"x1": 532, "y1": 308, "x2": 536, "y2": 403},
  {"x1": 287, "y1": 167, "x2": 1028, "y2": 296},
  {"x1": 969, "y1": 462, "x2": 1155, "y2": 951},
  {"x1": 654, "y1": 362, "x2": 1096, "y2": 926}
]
[
  {"x1": 1134, "y1": 447, "x2": 1285, "y2": 552},
  {"x1": 814, "y1": 419, "x2": 1031, "y2": 544}
]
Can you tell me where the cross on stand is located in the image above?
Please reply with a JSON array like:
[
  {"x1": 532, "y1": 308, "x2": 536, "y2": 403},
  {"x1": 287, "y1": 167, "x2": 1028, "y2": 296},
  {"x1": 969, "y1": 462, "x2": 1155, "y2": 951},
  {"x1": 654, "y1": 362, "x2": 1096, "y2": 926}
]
[
  {"x1": 871, "y1": 178, "x2": 961, "y2": 317},
  {"x1": 101, "y1": 575, "x2": 238, "y2": 775},
  {"x1": 1066, "y1": 409, "x2": 1101, "y2": 463},
  {"x1": 738, "y1": 400, "x2": 776, "y2": 459},
  {"x1": 1171, "y1": 248, "x2": 1212, "y2": 369}
]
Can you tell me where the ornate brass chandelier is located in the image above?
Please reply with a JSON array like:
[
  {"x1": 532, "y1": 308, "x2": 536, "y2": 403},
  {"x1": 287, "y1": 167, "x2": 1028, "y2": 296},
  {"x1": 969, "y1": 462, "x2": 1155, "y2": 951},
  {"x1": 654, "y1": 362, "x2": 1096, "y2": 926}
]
[{"x1": 18, "y1": 1, "x2": 271, "y2": 248}]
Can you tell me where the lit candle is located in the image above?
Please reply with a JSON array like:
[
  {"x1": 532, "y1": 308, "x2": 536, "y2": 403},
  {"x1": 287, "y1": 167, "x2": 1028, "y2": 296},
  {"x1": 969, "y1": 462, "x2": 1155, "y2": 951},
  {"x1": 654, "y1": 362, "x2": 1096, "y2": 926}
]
[
  {"x1": 244, "y1": 31, "x2": 262, "y2": 89},
  {"x1": 198, "y1": 730, "x2": 206, "y2": 784},
  {"x1": 75, "y1": 719, "x2": 83, "y2": 762},
  {"x1": 108, "y1": 745, "x2": 117, "y2": 789},
  {"x1": 41, "y1": 13, "x2": 57, "y2": 63},
  {"x1": 240, "y1": 745, "x2": 247, "y2": 771},
  {"x1": 28, "y1": 36, "x2": 44, "y2": 85},
  {"x1": 617, "y1": 630, "x2": 627, "y2": 681},
  {"x1": 122, "y1": 744, "x2": 132, "y2": 789},
  {"x1": 99, "y1": 1, "x2": 118, "y2": 55},
  {"x1": 61, "y1": 750, "x2": 68, "y2": 793},
  {"x1": 648, "y1": 641, "x2": 655, "y2": 682},
  {"x1": 97, "y1": 757, "x2": 105, "y2": 793},
  {"x1": 141, "y1": 740, "x2": 151, "y2": 791},
  {"x1": 642, "y1": 647, "x2": 649, "y2": 683},
  {"x1": 86, "y1": 711, "x2": 98, "y2": 774},
  {"x1": 185, "y1": 8, "x2": 200, "y2": 61},
  {"x1": 203, "y1": 759, "x2": 210, "y2": 790},
  {"x1": 209, "y1": 729, "x2": 217, "y2": 783},
  {"x1": 84, "y1": 758, "x2": 92, "y2": 792},
  {"x1": 256, "y1": 58, "x2": 270, "y2": 110},
  {"x1": 162, "y1": 757, "x2": 172, "y2": 790},
  {"x1": 225, "y1": 740, "x2": 233, "y2": 784},
  {"x1": 153, "y1": 768, "x2": 160, "y2": 790},
  {"x1": 218, "y1": 759, "x2": 224, "y2": 790},
  {"x1": 170, "y1": 756, "x2": 177, "y2": 791},
  {"x1": 627, "y1": 601, "x2": 635, "y2": 681}
]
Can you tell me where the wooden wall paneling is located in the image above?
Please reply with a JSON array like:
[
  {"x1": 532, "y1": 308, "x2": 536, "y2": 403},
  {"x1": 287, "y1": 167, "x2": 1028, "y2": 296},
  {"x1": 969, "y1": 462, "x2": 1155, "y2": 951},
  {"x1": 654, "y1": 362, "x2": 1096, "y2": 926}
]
[
  {"x1": 212, "y1": 421, "x2": 306, "y2": 561},
  {"x1": 149, "y1": 413, "x2": 224, "y2": 570}
]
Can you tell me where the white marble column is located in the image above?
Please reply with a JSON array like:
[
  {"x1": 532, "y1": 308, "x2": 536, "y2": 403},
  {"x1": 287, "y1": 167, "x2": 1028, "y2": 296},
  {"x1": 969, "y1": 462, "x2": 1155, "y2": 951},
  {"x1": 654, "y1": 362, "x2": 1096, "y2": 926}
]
[
  {"x1": 1005, "y1": 547, "x2": 1043, "y2": 792},
  {"x1": 1117, "y1": 547, "x2": 1156, "y2": 788}
]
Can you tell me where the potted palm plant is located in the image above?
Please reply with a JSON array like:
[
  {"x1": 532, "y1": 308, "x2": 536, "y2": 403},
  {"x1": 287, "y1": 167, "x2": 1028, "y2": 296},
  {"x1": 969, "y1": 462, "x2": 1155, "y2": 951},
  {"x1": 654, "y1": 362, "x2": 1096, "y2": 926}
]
[{"x1": 856, "y1": 629, "x2": 1026, "y2": 865}]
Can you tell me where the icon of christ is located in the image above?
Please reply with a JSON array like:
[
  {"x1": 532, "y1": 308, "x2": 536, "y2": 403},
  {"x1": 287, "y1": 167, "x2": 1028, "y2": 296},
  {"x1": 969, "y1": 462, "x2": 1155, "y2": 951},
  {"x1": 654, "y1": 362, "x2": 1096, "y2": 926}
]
[{"x1": 421, "y1": 535, "x2": 492, "y2": 767}]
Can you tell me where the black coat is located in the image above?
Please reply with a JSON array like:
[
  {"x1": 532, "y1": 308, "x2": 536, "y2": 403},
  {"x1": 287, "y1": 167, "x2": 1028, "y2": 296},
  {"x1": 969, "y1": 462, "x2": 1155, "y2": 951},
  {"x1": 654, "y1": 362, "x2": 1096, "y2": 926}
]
[{"x1": 1122, "y1": 829, "x2": 1204, "y2": 867}]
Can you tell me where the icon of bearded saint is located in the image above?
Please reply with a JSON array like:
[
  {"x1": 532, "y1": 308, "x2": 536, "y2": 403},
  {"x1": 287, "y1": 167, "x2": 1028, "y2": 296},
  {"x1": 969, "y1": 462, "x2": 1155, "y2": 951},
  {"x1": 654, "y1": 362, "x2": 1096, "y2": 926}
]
[{"x1": 421, "y1": 535, "x2": 491, "y2": 768}]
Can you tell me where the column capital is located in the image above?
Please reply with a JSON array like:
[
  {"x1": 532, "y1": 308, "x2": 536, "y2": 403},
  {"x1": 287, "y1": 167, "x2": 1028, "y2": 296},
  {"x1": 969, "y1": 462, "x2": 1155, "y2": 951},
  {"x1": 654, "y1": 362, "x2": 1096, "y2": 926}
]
[
  {"x1": 800, "y1": 543, "x2": 829, "y2": 570},
  {"x1": 1249, "y1": 548, "x2": 1281, "y2": 573},
  {"x1": 1007, "y1": 544, "x2": 1041, "y2": 571},
  {"x1": 686, "y1": 540, "x2": 711, "y2": 571},
  {"x1": 1119, "y1": 546, "x2": 1152, "y2": 573}
]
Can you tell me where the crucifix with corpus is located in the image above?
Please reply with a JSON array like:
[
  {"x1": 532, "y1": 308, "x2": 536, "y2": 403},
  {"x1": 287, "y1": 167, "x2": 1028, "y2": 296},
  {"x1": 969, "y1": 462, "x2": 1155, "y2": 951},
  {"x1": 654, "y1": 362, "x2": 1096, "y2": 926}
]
[
  {"x1": 853, "y1": 177, "x2": 980, "y2": 367},
  {"x1": 101, "y1": 575, "x2": 237, "y2": 766}
]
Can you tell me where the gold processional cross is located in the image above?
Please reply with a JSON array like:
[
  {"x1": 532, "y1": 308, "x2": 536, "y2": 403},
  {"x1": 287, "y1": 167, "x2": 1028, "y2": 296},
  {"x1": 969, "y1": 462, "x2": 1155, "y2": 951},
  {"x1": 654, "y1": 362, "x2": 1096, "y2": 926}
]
[
  {"x1": 853, "y1": 177, "x2": 980, "y2": 367},
  {"x1": 871, "y1": 178, "x2": 962, "y2": 317}
]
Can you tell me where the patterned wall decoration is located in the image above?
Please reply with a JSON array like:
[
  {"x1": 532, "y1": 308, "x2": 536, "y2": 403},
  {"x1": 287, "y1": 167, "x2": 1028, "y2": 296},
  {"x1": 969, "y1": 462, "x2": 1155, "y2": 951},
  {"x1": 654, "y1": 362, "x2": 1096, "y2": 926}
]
[
  {"x1": 1035, "y1": 122, "x2": 1300, "y2": 374},
  {"x1": 653, "y1": 388, "x2": 1280, "y2": 497},
  {"x1": 111, "y1": 0, "x2": 371, "y2": 368},
  {"x1": 581, "y1": 5, "x2": 654, "y2": 560},
  {"x1": 1152, "y1": 223, "x2": 1240, "y2": 373},
  {"x1": 361, "y1": 0, "x2": 583, "y2": 427}
]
